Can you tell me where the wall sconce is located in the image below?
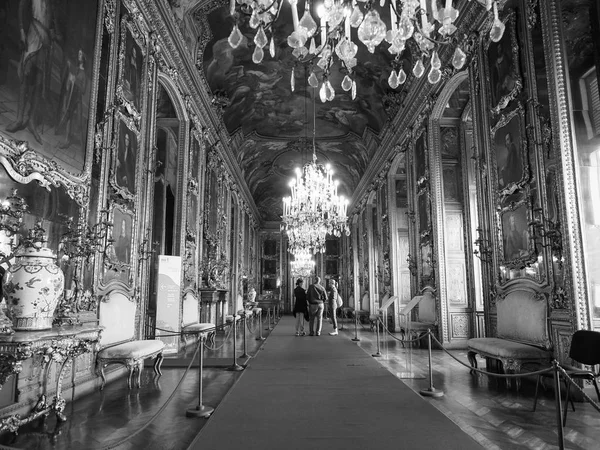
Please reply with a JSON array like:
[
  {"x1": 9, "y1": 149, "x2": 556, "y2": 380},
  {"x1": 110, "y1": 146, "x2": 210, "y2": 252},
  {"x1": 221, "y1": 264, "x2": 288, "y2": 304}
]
[
  {"x1": 406, "y1": 253, "x2": 417, "y2": 276},
  {"x1": 473, "y1": 227, "x2": 493, "y2": 263},
  {"x1": 138, "y1": 232, "x2": 158, "y2": 262},
  {"x1": 530, "y1": 208, "x2": 563, "y2": 270},
  {"x1": 59, "y1": 211, "x2": 113, "y2": 266}
]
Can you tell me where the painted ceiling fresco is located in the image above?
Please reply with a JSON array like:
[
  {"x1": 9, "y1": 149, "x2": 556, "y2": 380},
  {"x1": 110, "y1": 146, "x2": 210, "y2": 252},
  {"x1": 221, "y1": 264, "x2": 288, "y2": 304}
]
[
  {"x1": 192, "y1": 1, "x2": 415, "y2": 222},
  {"x1": 237, "y1": 136, "x2": 370, "y2": 221}
]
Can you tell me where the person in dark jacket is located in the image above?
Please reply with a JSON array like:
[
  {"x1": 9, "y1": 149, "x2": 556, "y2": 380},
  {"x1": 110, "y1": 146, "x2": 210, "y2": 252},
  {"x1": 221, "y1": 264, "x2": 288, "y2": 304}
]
[
  {"x1": 293, "y1": 278, "x2": 308, "y2": 336},
  {"x1": 307, "y1": 276, "x2": 327, "y2": 336}
]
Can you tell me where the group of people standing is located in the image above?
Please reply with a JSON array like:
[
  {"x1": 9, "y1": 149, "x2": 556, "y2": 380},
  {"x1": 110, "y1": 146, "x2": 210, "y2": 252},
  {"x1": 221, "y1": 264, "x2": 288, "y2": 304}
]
[{"x1": 293, "y1": 276, "x2": 340, "y2": 336}]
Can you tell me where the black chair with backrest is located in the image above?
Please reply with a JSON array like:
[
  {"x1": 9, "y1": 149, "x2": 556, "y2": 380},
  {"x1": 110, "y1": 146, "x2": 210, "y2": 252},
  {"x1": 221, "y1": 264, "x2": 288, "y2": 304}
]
[{"x1": 533, "y1": 329, "x2": 600, "y2": 425}]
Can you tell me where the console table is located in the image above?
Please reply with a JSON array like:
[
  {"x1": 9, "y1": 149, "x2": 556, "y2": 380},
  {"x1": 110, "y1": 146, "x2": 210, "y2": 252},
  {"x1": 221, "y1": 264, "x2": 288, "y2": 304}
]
[{"x1": 0, "y1": 323, "x2": 102, "y2": 433}]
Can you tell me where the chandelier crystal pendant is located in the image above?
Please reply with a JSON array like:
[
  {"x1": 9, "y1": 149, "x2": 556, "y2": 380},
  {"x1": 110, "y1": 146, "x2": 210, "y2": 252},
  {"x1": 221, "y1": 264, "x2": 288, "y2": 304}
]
[{"x1": 228, "y1": 0, "x2": 502, "y2": 100}]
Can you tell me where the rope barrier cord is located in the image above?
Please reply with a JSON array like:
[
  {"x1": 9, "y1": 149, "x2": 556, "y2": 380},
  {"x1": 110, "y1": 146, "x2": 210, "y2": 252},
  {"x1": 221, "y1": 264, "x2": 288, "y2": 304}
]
[
  {"x1": 557, "y1": 366, "x2": 600, "y2": 414},
  {"x1": 373, "y1": 316, "x2": 554, "y2": 379},
  {"x1": 100, "y1": 337, "x2": 201, "y2": 450},
  {"x1": 377, "y1": 317, "x2": 424, "y2": 344},
  {"x1": 245, "y1": 315, "x2": 258, "y2": 334},
  {"x1": 203, "y1": 321, "x2": 235, "y2": 351}
]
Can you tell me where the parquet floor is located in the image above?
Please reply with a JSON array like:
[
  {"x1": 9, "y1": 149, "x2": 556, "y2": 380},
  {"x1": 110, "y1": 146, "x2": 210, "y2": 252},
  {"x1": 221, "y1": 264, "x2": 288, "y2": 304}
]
[
  {"x1": 350, "y1": 319, "x2": 600, "y2": 450},
  {"x1": 0, "y1": 315, "x2": 599, "y2": 450}
]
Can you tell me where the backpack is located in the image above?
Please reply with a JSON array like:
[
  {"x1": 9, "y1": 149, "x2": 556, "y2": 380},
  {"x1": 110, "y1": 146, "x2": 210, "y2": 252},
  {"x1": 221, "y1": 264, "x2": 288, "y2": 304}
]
[{"x1": 336, "y1": 293, "x2": 343, "y2": 309}]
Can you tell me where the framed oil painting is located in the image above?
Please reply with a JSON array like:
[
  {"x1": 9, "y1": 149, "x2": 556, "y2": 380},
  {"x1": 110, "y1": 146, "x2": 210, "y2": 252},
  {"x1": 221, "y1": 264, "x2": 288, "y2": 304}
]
[
  {"x1": 443, "y1": 165, "x2": 460, "y2": 203},
  {"x1": 326, "y1": 259, "x2": 338, "y2": 276},
  {"x1": 326, "y1": 239, "x2": 339, "y2": 256},
  {"x1": 118, "y1": 14, "x2": 144, "y2": 112},
  {"x1": 190, "y1": 133, "x2": 200, "y2": 182},
  {"x1": 486, "y1": 11, "x2": 522, "y2": 115},
  {"x1": 417, "y1": 192, "x2": 431, "y2": 243},
  {"x1": 113, "y1": 116, "x2": 138, "y2": 197},
  {"x1": 0, "y1": 0, "x2": 102, "y2": 175},
  {"x1": 111, "y1": 205, "x2": 134, "y2": 266},
  {"x1": 263, "y1": 239, "x2": 277, "y2": 256},
  {"x1": 420, "y1": 242, "x2": 433, "y2": 282},
  {"x1": 492, "y1": 106, "x2": 529, "y2": 195},
  {"x1": 498, "y1": 200, "x2": 534, "y2": 267},
  {"x1": 263, "y1": 259, "x2": 277, "y2": 275},
  {"x1": 414, "y1": 130, "x2": 428, "y2": 190}
]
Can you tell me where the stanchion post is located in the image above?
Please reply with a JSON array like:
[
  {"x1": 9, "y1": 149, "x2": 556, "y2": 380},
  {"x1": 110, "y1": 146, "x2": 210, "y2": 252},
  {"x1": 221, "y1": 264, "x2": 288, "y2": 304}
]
[
  {"x1": 240, "y1": 313, "x2": 249, "y2": 359},
  {"x1": 419, "y1": 329, "x2": 444, "y2": 398},
  {"x1": 256, "y1": 309, "x2": 265, "y2": 341},
  {"x1": 265, "y1": 308, "x2": 273, "y2": 331},
  {"x1": 351, "y1": 311, "x2": 360, "y2": 342},
  {"x1": 372, "y1": 316, "x2": 381, "y2": 357},
  {"x1": 552, "y1": 360, "x2": 565, "y2": 450},
  {"x1": 186, "y1": 331, "x2": 214, "y2": 418},
  {"x1": 227, "y1": 316, "x2": 244, "y2": 372}
]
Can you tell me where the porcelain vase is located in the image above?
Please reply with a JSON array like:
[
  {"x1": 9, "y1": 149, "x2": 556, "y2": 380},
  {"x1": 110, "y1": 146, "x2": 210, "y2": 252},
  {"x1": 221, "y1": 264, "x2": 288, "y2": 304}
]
[{"x1": 2, "y1": 246, "x2": 64, "y2": 330}]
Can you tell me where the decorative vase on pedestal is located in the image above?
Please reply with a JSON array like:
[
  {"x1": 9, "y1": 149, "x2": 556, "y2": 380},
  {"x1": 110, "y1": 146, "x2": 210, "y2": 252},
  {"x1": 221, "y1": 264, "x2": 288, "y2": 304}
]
[{"x1": 2, "y1": 246, "x2": 64, "y2": 330}]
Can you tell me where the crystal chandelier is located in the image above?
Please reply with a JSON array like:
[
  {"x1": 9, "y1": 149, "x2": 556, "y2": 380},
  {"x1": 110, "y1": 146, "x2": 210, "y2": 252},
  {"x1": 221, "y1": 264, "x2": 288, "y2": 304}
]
[
  {"x1": 282, "y1": 151, "x2": 350, "y2": 255},
  {"x1": 281, "y1": 102, "x2": 350, "y2": 255},
  {"x1": 228, "y1": 0, "x2": 504, "y2": 100},
  {"x1": 290, "y1": 250, "x2": 316, "y2": 277}
]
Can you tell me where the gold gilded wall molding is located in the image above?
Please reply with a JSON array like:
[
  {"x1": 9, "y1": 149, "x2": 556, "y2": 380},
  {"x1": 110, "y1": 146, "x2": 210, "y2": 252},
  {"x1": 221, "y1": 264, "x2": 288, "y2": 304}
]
[
  {"x1": 541, "y1": 0, "x2": 589, "y2": 330},
  {"x1": 0, "y1": 137, "x2": 89, "y2": 207},
  {"x1": 104, "y1": 0, "x2": 117, "y2": 33}
]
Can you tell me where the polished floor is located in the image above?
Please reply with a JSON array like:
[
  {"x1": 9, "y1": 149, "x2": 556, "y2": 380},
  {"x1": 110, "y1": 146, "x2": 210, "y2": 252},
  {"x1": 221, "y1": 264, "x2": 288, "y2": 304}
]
[{"x1": 0, "y1": 314, "x2": 599, "y2": 450}]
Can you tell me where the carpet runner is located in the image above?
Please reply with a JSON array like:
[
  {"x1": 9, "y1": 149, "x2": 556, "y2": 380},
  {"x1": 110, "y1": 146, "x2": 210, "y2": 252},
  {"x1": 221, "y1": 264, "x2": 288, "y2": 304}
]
[{"x1": 188, "y1": 316, "x2": 483, "y2": 450}]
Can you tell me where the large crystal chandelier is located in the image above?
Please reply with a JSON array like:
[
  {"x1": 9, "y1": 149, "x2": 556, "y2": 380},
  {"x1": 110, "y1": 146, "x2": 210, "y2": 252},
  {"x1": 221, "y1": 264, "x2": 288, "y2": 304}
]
[
  {"x1": 281, "y1": 103, "x2": 349, "y2": 256},
  {"x1": 282, "y1": 152, "x2": 350, "y2": 254},
  {"x1": 228, "y1": 0, "x2": 504, "y2": 100}
]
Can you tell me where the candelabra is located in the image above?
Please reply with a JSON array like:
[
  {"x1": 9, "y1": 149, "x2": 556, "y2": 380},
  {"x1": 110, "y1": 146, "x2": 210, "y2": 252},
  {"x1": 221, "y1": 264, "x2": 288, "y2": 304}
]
[
  {"x1": 138, "y1": 233, "x2": 158, "y2": 262},
  {"x1": 0, "y1": 190, "x2": 28, "y2": 264},
  {"x1": 530, "y1": 208, "x2": 563, "y2": 270},
  {"x1": 406, "y1": 253, "x2": 417, "y2": 276},
  {"x1": 57, "y1": 212, "x2": 112, "y2": 316}
]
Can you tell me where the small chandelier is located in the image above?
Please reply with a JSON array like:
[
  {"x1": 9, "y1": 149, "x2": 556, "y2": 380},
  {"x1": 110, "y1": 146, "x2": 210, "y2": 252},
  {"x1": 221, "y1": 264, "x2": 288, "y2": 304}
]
[
  {"x1": 228, "y1": 0, "x2": 504, "y2": 100},
  {"x1": 290, "y1": 250, "x2": 316, "y2": 277}
]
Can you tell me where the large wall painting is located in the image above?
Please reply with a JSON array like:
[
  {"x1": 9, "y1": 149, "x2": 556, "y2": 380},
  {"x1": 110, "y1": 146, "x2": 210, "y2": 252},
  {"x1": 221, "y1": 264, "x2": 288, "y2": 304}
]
[
  {"x1": 492, "y1": 105, "x2": 529, "y2": 197},
  {"x1": 117, "y1": 13, "x2": 144, "y2": 114},
  {"x1": 498, "y1": 199, "x2": 536, "y2": 272},
  {"x1": 104, "y1": 204, "x2": 134, "y2": 282},
  {"x1": 112, "y1": 116, "x2": 138, "y2": 199},
  {"x1": 0, "y1": 0, "x2": 102, "y2": 175},
  {"x1": 485, "y1": 10, "x2": 522, "y2": 116}
]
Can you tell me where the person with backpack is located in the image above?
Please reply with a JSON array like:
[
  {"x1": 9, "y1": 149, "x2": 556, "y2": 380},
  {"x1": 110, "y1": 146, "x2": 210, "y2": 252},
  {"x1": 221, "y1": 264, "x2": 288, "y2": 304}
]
[{"x1": 327, "y1": 279, "x2": 341, "y2": 336}]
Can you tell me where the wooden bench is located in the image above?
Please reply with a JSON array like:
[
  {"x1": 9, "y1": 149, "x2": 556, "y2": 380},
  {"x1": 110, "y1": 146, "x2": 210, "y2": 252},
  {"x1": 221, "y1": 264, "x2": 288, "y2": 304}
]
[
  {"x1": 96, "y1": 288, "x2": 165, "y2": 390},
  {"x1": 467, "y1": 284, "x2": 553, "y2": 390}
]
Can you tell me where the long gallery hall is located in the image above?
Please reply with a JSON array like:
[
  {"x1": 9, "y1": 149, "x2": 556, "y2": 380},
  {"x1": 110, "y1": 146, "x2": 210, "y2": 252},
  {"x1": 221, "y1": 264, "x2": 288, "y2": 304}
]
[{"x1": 0, "y1": 0, "x2": 599, "y2": 449}]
